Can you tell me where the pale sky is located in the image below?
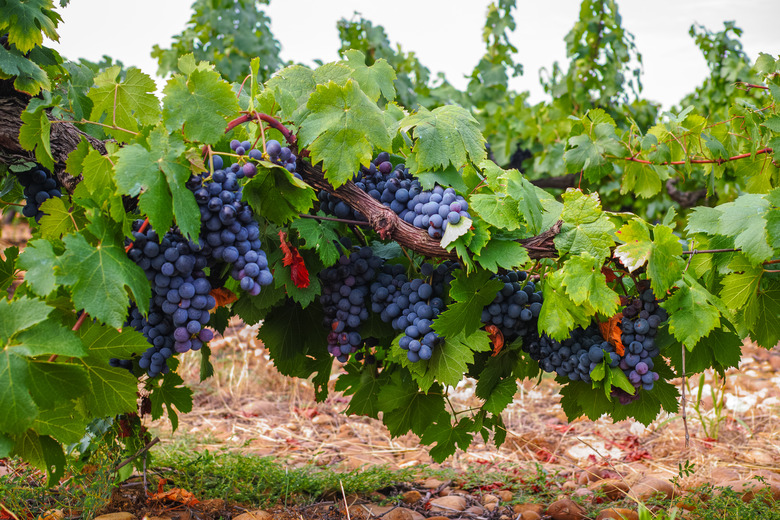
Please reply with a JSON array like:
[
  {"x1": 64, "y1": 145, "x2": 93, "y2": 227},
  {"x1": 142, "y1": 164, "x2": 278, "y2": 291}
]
[{"x1": 48, "y1": 0, "x2": 779, "y2": 109}]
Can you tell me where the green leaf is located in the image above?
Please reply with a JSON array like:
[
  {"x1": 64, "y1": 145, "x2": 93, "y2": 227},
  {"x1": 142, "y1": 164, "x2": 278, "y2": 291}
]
[
  {"x1": 342, "y1": 50, "x2": 396, "y2": 102},
  {"x1": 299, "y1": 80, "x2": 391, "y2": 188},
  {"x1": 242, "y1": 163, "x2": 316, "y2": 225},
  {"x1": 720, "y1": 255, "x2": 762, "y2": 318},
  {"x1": 80, "y1": 356, "x2": 139, "y2": 417},
  {"x1": 661, "y1": 280, "x2": 721, "y2": 350},
  {"x1": 115, "y1": 126, "x2": 201, "y2": 240},
  {"x1": 0, "y1": 434, "x2": 10, "y2": 458},
  {"x1": 335, "y1": 363, "x2": 385, "y2": 418},
  {"x1": 503, "y1": 169, "x2": 544, "y2": 234},
  {"x1": 399, "y1": 105, "x2": 487, "y2": 174},
  {"x1": 614, "y1": 219, "x2": 684, "y2": 296},
  {"x1": 162, "y1": 62, "x2": 241, "y2": 144},
  {"x1": 554, "y1": 189, "x2": 615, "y2": 260},
  {"x1": 621, "y1": 162, "x2": 662, "y2": 198},
  {"x1": 0, "y1": 45, "x2": 51, "y2": 95},
  {"x1": 32, "y1": 406, "x2": 89, "y2": 444},
  {"x1": 38, "y1": 197, "x2": 82, "y2": 239},
  {"x1": 0, "y1": 351, "x2": 37, "y2": 433},
  {"x1": 17, "y1": 239, "x2": 58, "y2": 296},
  {"x1": 717, "y1": 194, "x2": 773, "y2": 265},
  {"x1": 561, "y1": 253, "x2": 619, "y2": 316},
  {"x1": 686, "y1": 206, "x2": 721, "y2": 235},
  {"x1": 8, "y1": 321, "x2": 87, "y2": 358},
  {"x1": 377, "y1": 371, "x2": 446, "y2": 437},
  {"x1": 538, "y1": 270, "x2": 591, "y2": 341},
  {"x1": 755, "y1": 52, "x2": 778, "y2": 75},
  {"x1": 19, "y1": 101, "x2": 53, "y2": 170},
  {"x1": 420, "y1": 414, "x2": 474, "y2": 462},
  {"x1": 0, "y1": 296, "x2": 52, "y2": 344},
  {"x1": 474, "y1": 240, "x2": 530, "y2": 272},
  {"x1": 88, "y1": 66, "x2": 160, "y2": 138},
  {"x1": 470, "y1": 193, "x2": 522, "y2": 230},
  {"x1": 752, "y1": 279, "x2": 780, "y2": 349},
  {"x1": 149, "y1": 372, "x2": 193, "y2": 433},
  {"x1": 0, "y1": 246, "x2": 19, "y2": 293},
  {"x1": 432, "y1": 270, "x2": 502, "y2": 338},
  {"x1": 12, "y1": 432, "x2": 65, "y2": 486},
  {"x1": 78, "y1": 322, "x2": 149, "y2": 361},
  {"x1": 58, "y1": 228, "x2": 151, "y2": 329},
  {"x1": 291, "y1": 217, "x2": 340, "y2": 267},
  {"x1": 481, "y1": 378, "x2": 517, "y2": 415},
  {"x1": 25, "y1": 361, "x2": 88, "y2": 409},
  {"x1": 0, "y1": 0, "x2": 61, "y2": 53}
]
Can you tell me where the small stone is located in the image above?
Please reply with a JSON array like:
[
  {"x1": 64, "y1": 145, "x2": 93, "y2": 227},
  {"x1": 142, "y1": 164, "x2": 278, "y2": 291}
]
[
  {"x1": 522, "y1": 513, "x2": 542, "y2": 520},
  {"x1": 401, "y1": 490, "x2": 422, "y2": 504},
  {"x1": 421, "y1": 478, "x2": 445, "y2": 489},
  {"x1": 574, "y1": 488, "x2": 594, "y2": 499},
  {"x1": 710, "y1": 467, "x2": 740, "y2": 482},
  {"x1": 425, "y1": 517, "x2": 451, "y2": 520},
  {"x1": 384, "y1": 508, "x2": 415, "y2": 520},
  {"x1": 596, "y1": 508, "x2": 639, "y2": 520},
  {"x1": 38, "y1": 511, "x2": 65, "y2": 520},
  {"x1": 233, "y1": 512, "x2": 272, "y2": 520},
  {"x1": 562, "y1": 480, "x2": 578, "y2": 491},
  {"x1": 465, "y1": 506, "x2": 485, "y2": 515},
  {"x1": 482, "y1": 493, "x2": 500, "y2": 505},
  {"x1": 716, "y1": 479, "x2": 780, "y2": 503},
  {"x1": 94, "y1": 514, "x2": 134, "y2": 520},
  {"x1": 546, "y1": 498, "x2": 587, "y2": 520},
  {"x1": 588, "y1": 478, "x2": 630, "y2": 501},
  {"x1": 513, "y1": 503, "x2": 544, "y2": 515},
  {"x1": 405, "y1": 510, "x2": 425, "y2": 520},
  {"x1": 430, "y1": 495, "x2": 467, "y2": 512},
  {"x1": 312, "y1": 414, "x2": 334, "y2": 425},
  {"x1": 630, "y1": 476, "x2": 676, "y2": 501},
  {"x1": 497, "y1": 490, "x2": 514, "y2": 501}
]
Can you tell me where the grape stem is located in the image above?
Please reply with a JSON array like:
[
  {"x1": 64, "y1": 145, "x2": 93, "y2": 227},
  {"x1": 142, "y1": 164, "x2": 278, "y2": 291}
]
[
  {"x1": 225, "y1": 112, "x2": 297, "y2": 146},
  {"x1": 124, "y1": 217, "x2": 150, "y2": 253},
  {"x1": 611, "y1": 147, "x2": 773, "y2": 166}
]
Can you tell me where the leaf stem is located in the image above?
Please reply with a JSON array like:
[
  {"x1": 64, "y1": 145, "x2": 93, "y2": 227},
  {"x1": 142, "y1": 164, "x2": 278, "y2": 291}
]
[
  {"x1": 0, "y1": 201, "x2": 25, "y2": 207},
  {"x1": 608, "y1": 147, "x2": 773, "y2": 166},
  {"x1": 51, "y1": 118, "x2": 139, "y2": 136}
]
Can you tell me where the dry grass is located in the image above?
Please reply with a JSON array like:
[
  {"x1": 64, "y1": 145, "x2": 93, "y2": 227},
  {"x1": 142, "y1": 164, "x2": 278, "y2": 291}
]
[{"x1": 150, "y1": 323, "x2": 780, "y2": 488}]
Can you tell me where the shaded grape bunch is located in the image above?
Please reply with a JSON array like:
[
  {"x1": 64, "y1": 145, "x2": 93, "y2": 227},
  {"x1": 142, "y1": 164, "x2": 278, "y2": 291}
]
[
  {"x1": 524, "y1": 323, "x2": 621, "y2": 383},
  {"x1": 615, "y1": 288, "x2": 665, "y2": 402},
  {"x1": 319, "y1": 238, "x2": 384, "y2": 362},
  {"x1": 371, "y1": 262, "x2": 457, "y2": 362},
  {"x1": 14, "y1": 164, "x2": 62, "y2": 221},
  {"x1": 481, "y1": 271, "x2": 543, "y2": 342},
  {"x1": 188, "y1": 155, "x2": 273, "y2": 296},
  {"x1": 122, "y1": 220, "x2": 216, "y2": 377}
]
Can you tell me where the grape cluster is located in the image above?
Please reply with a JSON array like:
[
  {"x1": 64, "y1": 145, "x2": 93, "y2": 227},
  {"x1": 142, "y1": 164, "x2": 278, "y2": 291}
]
[
  {"x1": 481, "y1": 271, "x2": 543, "y2": 342},
  {"x1": 524, "y1": 324, "x2": 621, "y2": 383},
  {"x1": 229, "y1": 138, "x2": 299, "y2": 180},
  {"x1": 123, "y1": 221, "x2": 216, "y2": 377},
  {"x1": 188, "y1": 155, "x2": 273, "y2": 296},
  {"x1": 616, "y1": 289, "x2": 665, "y2": 401},
  {"x1": 318, "y1": 238, "x2": 384, "y2": 362},
  {"x1": 371, "y1": 262, "x2": 456, "y2": 362},
  {"x1": 14, "y1": 164, "x2": 62, "y2": 221}
]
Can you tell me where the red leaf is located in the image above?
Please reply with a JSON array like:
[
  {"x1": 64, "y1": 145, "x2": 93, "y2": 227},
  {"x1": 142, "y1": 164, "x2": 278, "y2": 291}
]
[
  {"x1": 485, "y1": 324, "x2": 505, "y2": 356},
  {"x1": 598, "y1": 313, "x2": 625, "y2": 356},
  {"x1": 279, "y1": 230, "x2": 310, "y2": 288}
]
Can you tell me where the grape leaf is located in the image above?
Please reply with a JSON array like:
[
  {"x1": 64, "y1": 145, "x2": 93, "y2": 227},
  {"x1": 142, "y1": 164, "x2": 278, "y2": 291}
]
[
  {"x1": 115, "y1": 126, "x2": 200, "y2": 240},
  {"x1": 621, "y1": 162, "x2": 662, "y2": 198},
  {"x1": 38, "y1": 197, "x2": 82, "y2": 239},
  {"x1": 12, "y1": 431, "x2": 65, "y2": 486},
  {"x1": 17, "y1": 239, "x2": 58, "y2": 296},
  {"x1": 243, "y1": 164, "x2": 317, "y2": 225},
  {"x1": 502, "y1": 169, "x2": 544, "y2": 234},
  {"x1": 291, "y1": 217, "x2": 340, "y2": 267},
  {"x1": 162, "y1": 58, "x2": 240, "y2": 144},
  {"x1": 614, "y1": 219, "x2": 684, "y2": 296},
  {"x1": 481, "y1": 378, "x2": 517, "y2": 415},
  {"x1": 0, "y1": 434, "x2": 10, "y2": 458},
  {"x1": 661, "y1": 280, "x2": 721, "y2": 350},
  {"x1": 474, "y1": 239, "x2": 530, "y2": 272},
  {"x1": 470, "y1": 193, "x2": 523, "y2": 230},
  {"x1": 88, "y1": 66, "x2": 159, "y2": 138},
  {"x1": 342, "y1": 50, "x2": 396, "y2": 102},
  {"x1": 149, "y1": 372, "x2": 193, "y2": 433},
  {"x1": 0, "y1": 351, "x2": 37, "y2": 433},
  {"x1": 686, "y1": 206, "x2": 721, "y2": 235},
  {"x1": 0, "y1": 296, "x2": 52, "y2": 344},
  {"x1": 720, "y1": 255, "x2": 762, "y2": 316},
  {"x1": 399, "y1": 105, "x2": 487, "y2": 174},
  {"x1": 561, "y1": 253, "x2": 620, "y2": 316},
  {"x1": 0, "y1": 0, "x2": 61, "y2": 53},
  {"x1": 8, "y1": 321, "x2": 86, "y2": 358},
  {"x1": 752, "y1": 280, "x2": 780, "y2": 349},
  {"x1": 78, "y1": 322, "x2": 149, "y2": 361},
  {"x1": 58, "y1": 229, "x2": 150, "y2": 329},
  {"x1": 441, "y1": 216, "x2": 473, "y2": 249},
  {"x1": 539, "y1": 270, "x2": 591, "y2": 340},
  {"x1": 420, "y1": 414, "x2": 474, "y2": 462},
  {"x1": 335, "y1": 363, "x2": 385, "y2": 418},
  {"x1": 19, "y1": 100, "x2": 53, "y2": 170},
  {"x1": 432, "y1": 270, "x2": 502, "y2": 338},
  {"x1": 554, "y1": 189, "x2": 615, "y2": 260},
  {"x1": 299, "y1": 79, "x2": 391, "y2": 188},
  {"x1": 79, "y1": 355, "x2": 139, "y2": 417},
  {"x1": 0, "y1": 45, "x2": 51, "y2": 96},
  {"x1": 376, "y1": 371, "x2": 446, "y2": 437},
  {"x1": 0, "y1": 246, "x2": 19, "y2": 293},
  {"x1": 717, "y1": 194, "x2": 773, "y2": 265},
  {"x1": 32, "y1": 406, "x2": 89, "y2": 444},
  {"x1": 559, "y1": 380, "x2": 611, "y2": 421}
]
